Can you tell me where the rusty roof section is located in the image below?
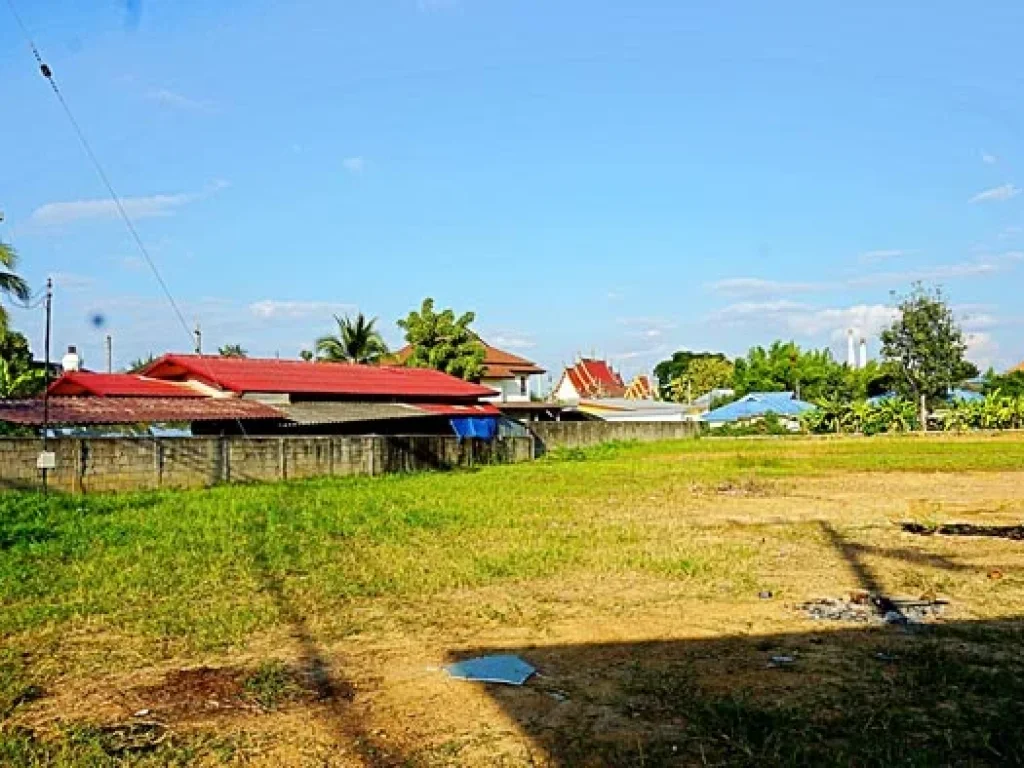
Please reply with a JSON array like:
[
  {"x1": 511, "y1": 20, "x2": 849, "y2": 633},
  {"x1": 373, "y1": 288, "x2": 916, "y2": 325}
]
[{"x1": 0, "y1": 397, "x2": 284, "y2": 426}]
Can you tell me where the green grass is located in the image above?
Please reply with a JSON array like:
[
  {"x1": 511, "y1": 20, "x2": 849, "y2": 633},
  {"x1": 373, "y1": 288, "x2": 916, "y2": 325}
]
[
  {"x1": 3, "y1": 434, "x2": 1024, "y2": 764},
  {"x1": 3, "y1": 434, "x2": 1024, "y2": 658}
]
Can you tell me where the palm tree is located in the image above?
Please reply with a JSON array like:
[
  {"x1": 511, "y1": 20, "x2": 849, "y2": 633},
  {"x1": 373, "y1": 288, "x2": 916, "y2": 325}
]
[
  {"x1": 0, "y1": 242, "x2": 31, "y2": 334},
  {"x1": 316, "y1": 313, "x2": 388, "y2": 364},
  {"x1": 218, "y1": 344, "x2": 247, "y2": 358}
]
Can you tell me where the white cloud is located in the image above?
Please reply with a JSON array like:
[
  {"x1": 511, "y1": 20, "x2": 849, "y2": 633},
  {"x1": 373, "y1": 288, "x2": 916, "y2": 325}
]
[
  {"x1": 711, "y1": 301, "x2": 897, "y2": 344},
  {"x1": 146, "y1": 88, "x2": 214, "y2": 112},
  {"x1": 30, "y1": 181, "x2": 228, "y2": 226},
  {"x1": 486, "y1": 332, "x2": 536, "y2": 351},
  {"x1": 965, "y1": 331, "x2": 999, "y2": 369},
  {"x1": 710, "y1": 277, "x2": 827, "y2": 297},
  {"x1": 617, "y1": 316, "x2": 677, "y2": 339},
  {"x1": 50, "y1": 272, "x2": 97, "y2": 292},
  {"x1": 982, "y1": 151, "x2": 997, "y2": 165},
  {"x1": 969, "y1": 183, "x2": 1019, "y2": 203},
  {"x1": 859, "y1": 248, "x2": 909, "y2": 263},
  {"x1": 248, "y1": 300, "x2": 356, "y2": 320},
  {"x1": 342, "y1": 156, "x2": 365, "y2": 173},
  {"x1": 848, "y1": 256, "x2": 1020, "y2": 288}
]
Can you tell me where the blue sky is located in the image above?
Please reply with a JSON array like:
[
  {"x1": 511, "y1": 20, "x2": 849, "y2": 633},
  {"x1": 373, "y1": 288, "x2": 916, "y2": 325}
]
[{"x1": 2, "y1": 0, "x2": 1023, "y2": 380}]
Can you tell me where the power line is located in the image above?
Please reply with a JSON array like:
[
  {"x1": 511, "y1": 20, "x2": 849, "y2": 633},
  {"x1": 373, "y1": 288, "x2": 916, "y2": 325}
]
[
  {"x1": 5, "y1": 0, "x2": 195, "y2": 348},
  {"x1": 5, "y1": 0, "x2": 254, "y2": 439}
]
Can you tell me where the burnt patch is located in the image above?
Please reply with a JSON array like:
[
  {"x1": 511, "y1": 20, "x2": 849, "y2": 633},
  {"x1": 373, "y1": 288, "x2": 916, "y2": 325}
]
[
  {"x1": 902, "y1": 522, "x2": 1024, "y2": 541},
  {"x1": 129, "y1": 663, "x2": 311, "y2": 720}
]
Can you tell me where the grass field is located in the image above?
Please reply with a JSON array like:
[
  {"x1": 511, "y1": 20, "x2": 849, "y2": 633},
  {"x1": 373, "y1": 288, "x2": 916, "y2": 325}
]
[{"x1": 3, "y1": 434, "x2": 1024, "y2": 766}]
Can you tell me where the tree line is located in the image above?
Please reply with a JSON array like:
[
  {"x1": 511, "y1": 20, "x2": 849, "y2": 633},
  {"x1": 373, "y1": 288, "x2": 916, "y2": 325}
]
[{"x1": 654, "y1": 285, "x2": 1016, "y2": 430}]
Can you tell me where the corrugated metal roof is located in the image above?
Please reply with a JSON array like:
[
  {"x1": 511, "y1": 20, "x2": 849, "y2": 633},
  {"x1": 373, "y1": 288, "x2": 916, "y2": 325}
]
[
  {"x1": 0, "y1": 397, "x2": 283, "y2": 426},
  {"x1": 140, "y1": 355, "x2": 496, "y2": 399},
  {"x1": 276, "y1": 401, "x2": 430, "y2": 425},
  {"x1": 701, "y1": 392, "x2": 815, "y2": 423},
  {"x1": 47, "y1": 372, "x2": 203, "y2": 398}
]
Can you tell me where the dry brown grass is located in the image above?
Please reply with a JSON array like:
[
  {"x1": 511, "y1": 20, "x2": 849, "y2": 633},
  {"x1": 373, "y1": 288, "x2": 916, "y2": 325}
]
[{"x1": 4, "y1": 436, "x2": 1024, "y2": 765}]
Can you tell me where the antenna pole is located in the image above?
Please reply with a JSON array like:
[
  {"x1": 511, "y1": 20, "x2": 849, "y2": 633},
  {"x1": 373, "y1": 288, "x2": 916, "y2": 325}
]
[
  {"x1": 193, "y1": 323, "x2": 202, "y2": 355},
  {"x1": 105, "y1": 334, "x2": 112, "y2": 373},
  {"x1": 42, "y1": 277, "x2": 52, "y2": 495}
]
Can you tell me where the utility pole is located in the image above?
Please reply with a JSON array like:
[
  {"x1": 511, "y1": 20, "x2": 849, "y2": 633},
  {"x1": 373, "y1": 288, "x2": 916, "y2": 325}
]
[
  {"x1": 105, "y1": 334, "x2": 113, "y2": 373},
  {"x1": 42, "y1": 278, "x2": 53, "y2": 496},
  {"x1": 193, "y1": 323, "x2": 202, "y2": 355}
]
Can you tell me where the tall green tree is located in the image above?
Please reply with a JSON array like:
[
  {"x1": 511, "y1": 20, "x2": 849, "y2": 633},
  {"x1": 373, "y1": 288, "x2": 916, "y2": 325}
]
[
  {"x1": 653, "y1": 350, "x2": 730, "y2": 399},
  {"x1": 733, "y1": 341, "x2": 842, "y2": 401},
  {"x1": 0, "y1": 242, "x2": 31, "y2": 334},
  {"x1": 669, "y1": 356, "x2": 734, "y2": 402},
  {"x1": 218, "y1": 344, "x2": 248, "y2": 358},
  {"x1": 0, "y1": 330, "x2": 45, "y2": 398},
  {"x1": 397, "y1": 298, "x2": 484, "y2": 381},
  {"x1": 880, "y1": 284, "x2": 972, "y2": 430},
  {"x1": 316, "y1": 313, "x2": 389, "y2": 364}
]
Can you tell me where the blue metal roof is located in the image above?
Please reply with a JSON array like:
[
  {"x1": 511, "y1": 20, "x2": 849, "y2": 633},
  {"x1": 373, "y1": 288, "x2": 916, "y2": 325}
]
[
  {"x1": 701, "y1": 391, "x2": 816, "y2": 423},
  {"x1": 949, "y1": 388, "x2": 984, "y2": 403}
]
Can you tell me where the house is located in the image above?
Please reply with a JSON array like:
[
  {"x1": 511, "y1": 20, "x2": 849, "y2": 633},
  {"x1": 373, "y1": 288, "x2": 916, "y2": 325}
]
[
  {"x1": 554, "y1": 358, "x2": 627, "y2": 401},
  {"x1": 700, "y1": 391, "x2": 815, "y2": 430},
  {"x1": 573, "y1": 397, "x2": 690, "y2": 422},
  {"x1": 392, "y1": 338, "x2": 546, "y2": 403},
  {"x1": 0, "y1": 356, "x2": 501, "y2": 437}
]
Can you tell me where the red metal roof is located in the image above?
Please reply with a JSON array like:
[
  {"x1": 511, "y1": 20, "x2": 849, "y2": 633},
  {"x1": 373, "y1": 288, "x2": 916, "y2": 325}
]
[
  {"x1": 47, "y1": 372, "x2": 204, "y2": 398},
  {"x1": 564, "y1": 358, "x2": 626, "y2": 398},
  {"x1": 0, "y1": 397, "x2": 283, "y2": 426},
  {"x1": 140, "y1": 355, "x2": 496, "y2": 400}
]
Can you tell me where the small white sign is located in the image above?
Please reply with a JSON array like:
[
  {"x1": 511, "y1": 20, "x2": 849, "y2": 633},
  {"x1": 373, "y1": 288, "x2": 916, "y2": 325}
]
[{"x1": 36, "y1": 451, "x2": 56, "y2": 470}]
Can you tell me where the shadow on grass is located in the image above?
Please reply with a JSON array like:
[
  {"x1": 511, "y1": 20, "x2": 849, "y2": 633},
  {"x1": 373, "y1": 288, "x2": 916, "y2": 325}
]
[
  {"x1": 444, "y1": 523, "x2": 1023, "y2": 766},
  {"x1": 246, "y1": 519, "x2": 407, "y2": 766},
  {"x1": 452, "y1": 617, "x2": 1024, "y2": 766}
]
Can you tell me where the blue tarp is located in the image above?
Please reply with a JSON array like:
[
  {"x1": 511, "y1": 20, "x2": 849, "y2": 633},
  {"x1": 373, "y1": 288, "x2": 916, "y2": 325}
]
[
  {"x1": 446, "y1": 654, "x2": 536, "y2": 685},
  {"x1": 450, "y1": 416, "x2": 497, "y2": 440}
]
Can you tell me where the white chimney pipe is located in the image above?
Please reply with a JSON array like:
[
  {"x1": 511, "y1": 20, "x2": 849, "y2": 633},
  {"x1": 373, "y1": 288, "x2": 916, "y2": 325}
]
[
  {"x1": 847, "y1": 329, "x2": 856, "y2": 367},
  {"x1": 859, "y1": 337, "x2": 868, "y2": 370},
  {"x1": 61, "y1": 345, "x2": 81, "y2": 372}
]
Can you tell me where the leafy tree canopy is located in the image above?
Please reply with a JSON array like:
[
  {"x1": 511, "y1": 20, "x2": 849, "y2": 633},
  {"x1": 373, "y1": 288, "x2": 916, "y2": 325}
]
[
  {"x1": 983, "y1": 370, "x2": 1024, "y2": 398},
  {"x1": 0, "y1": 242, "x2": 31, "y2": 335},
  {"x1": 0, "y1": 330, "x2": 44, "y2": 398},
  {"x1": 653, "y1": 351, "x2": 731, "y2": 399},
  {"x1": 316, "y1": 313, "x2": 389, "y2": 364},
  {"x1": 397, "y1": 298, "x2": 484, "y2": 381},
  {"x1": 218, "y1": 344, "x2": 248, "y2": 358},
  {"x1": 669, "y1": 356, "x2": 734, "y2": 402},
  {"x1": 880, "y1": 284, "x2": 973, "y2": 411}
]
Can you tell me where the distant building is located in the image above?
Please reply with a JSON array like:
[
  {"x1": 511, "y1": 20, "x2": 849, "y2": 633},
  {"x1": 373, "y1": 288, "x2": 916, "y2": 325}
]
[
  {"x1": 554, "y1": 358, "x2": 627, "y2": 401},
  {"x1": 392, "y1": 338, "x2": 546, "y2": 404},
  {"x1": 700, "y1": 391, "x2": 815, "y2": 430},
  {"x1": 574, "y1": 397, "x2": 690, "y2": 422},
  {"x1": 623, "y1": 374, "x2": 655, "y2": 400}
]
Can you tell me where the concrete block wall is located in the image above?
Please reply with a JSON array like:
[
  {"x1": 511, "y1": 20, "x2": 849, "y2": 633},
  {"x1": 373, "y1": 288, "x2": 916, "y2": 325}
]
[
  {"x1": 529, "y1": 421, "x2": 701, "y2": 453},
  {"x1": 0, "y1": 435, "x2": 534, "y2": 494}
]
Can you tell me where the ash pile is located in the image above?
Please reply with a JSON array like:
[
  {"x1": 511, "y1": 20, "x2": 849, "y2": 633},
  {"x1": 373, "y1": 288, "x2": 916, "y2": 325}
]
[{"x1": 800, "y1": 591, "x2": 948, "y2": 625}]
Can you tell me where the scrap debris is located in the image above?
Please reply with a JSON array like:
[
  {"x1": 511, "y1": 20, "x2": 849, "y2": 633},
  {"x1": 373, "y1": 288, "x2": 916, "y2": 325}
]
[
  {"x1": 445, "y1": 654, "x2": 536, "y2": 686},
  {"x1": 800, "y1": 592, "x2": 948, "y2": 624}
]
